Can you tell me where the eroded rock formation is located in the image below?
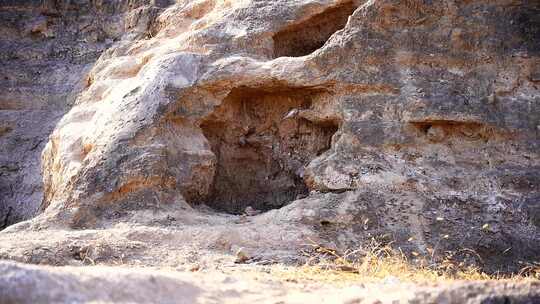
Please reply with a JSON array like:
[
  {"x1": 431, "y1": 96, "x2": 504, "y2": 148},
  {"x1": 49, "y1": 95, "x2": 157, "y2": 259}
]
[
  {"x1": 0, "y1": 0, "x2": 170, "y2": 227},
  {"x1": 0, "y1": 0, "x2": 539, "y2": 274}
]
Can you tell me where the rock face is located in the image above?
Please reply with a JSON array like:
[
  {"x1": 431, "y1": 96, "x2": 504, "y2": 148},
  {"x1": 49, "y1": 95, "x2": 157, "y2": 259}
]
[
  {"x1": 0, "y1": 0, "x2": 539, "y2": 273},
  {"x1": 0, "y1": 0, "x2": 170, "y2": 228}
]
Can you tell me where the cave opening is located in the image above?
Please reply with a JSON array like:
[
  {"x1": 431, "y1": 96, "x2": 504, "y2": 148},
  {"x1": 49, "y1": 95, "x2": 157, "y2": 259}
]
[
  {"x1": 199, "y1": 87, "x2": 338, "y2": 214},
  {"x1": 272, "y1": 1, "x2": 358, "y2": 58}
]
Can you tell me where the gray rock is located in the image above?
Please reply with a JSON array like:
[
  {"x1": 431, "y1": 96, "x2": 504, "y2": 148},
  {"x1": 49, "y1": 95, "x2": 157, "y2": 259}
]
[
  {"x1": 0, "y1": 0, "x2": 539, "y2": 275},
  {"x1": 0, "y1": 261, "x2": 539, "y2": 304},
  {"x1": 0, "y1": 0, "x2": 170, "y2": 227}
]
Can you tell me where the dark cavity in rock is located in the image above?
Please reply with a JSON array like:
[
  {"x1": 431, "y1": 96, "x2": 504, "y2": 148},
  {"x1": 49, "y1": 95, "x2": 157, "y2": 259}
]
[
  {"x1": 272, "y1": 1, "x2": 358, "y2": 58},
  {"x1": 199, "y1": 87, "x2": 338, "y2": 214}
]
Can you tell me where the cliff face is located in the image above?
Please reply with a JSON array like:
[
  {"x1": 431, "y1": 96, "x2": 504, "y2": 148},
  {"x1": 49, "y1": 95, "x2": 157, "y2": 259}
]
[
  {"x1": 0, "y1": 0, "x2": 539, "y2": 272},
  {"x1": 0, "y1": 0, "x2": 169, "y2": 227}
]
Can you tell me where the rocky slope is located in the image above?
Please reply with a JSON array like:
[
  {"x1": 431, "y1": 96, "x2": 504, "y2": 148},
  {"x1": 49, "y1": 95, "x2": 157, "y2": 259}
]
[{"x1": 0, "y1": 0, "x2": 539, "y2": 302}]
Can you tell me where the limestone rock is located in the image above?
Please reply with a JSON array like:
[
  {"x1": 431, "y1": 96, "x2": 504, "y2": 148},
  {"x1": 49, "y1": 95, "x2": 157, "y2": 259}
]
[
  {"x1": 1, "y1": 261, "x2": 539, "y2": 304},
  {"x1": 0, "y1": 0, "x2": 169, "y2": 227},
  {"x1": 0, "y1": 0, "x2": 539, "y2": 275}
]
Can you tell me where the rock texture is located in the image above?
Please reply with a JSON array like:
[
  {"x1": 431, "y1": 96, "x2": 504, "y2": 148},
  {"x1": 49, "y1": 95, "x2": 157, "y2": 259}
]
[
  {"x1": 1, "y1": 0, "x2": 539, "y2": 278},
  {"x1": 0, "y1": 0, "x2": 170, "y2": 227},
  {"x1": 1, "y1": 261, "x2": 540, "y2": 304}
]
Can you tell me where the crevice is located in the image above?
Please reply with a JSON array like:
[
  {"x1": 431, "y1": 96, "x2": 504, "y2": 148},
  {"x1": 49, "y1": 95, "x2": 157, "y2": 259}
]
[
  {"x1": 198, "y1": 87, "x2": 338, "y2": 214},
  {"x1": 409, "y1": 120, "x2": 498, "y2": 143},
  {"x1": 0, "y1": 206, "x2": 13, "y2": 230},
  {"x1": 272, "y1": 1, "x2": 358, "y2": 58}
]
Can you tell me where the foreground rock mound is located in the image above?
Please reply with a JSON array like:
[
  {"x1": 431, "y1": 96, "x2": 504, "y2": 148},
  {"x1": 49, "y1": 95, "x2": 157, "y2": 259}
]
[
  {"x1": 0, "y1": 0, "x2": 539, "y2": 274},
  {"x1": 1, "y1": 261, "x2": 539, "y2": 304}
]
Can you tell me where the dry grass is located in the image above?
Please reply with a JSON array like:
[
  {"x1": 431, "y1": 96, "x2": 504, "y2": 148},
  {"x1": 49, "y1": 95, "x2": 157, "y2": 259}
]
[{"x1": 269, "y1": 239, "x2": 540, "y2": 285}]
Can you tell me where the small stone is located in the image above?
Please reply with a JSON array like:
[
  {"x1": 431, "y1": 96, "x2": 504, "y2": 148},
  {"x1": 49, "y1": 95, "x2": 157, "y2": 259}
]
[
  {"x1": 234, "y1": 248, "x2": 250, "y2": 264},
  {"x1": 282, "y1": 108, "x2": 299, "y2": 120},
  {"x1": 238, "y1": 136, "x2": 247, "y2": 146},
  {"x1": 426, "y1": 125, "x2": 446, "y2": 142},
  {"x1": 244, "y1": 206, "x2": 261, "y2": 216}
]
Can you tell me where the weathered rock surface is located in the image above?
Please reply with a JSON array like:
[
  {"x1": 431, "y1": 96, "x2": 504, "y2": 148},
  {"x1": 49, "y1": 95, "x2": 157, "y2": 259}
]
[
  {"x1": 1, "y1": 261, "x2": 540, "y2": 304},
  {"x1": 1, "y1": 0, "x2": 539, "y2": 283},
  {"x1": 0, "y1": 0, "x2": 171, "y2": 227}
]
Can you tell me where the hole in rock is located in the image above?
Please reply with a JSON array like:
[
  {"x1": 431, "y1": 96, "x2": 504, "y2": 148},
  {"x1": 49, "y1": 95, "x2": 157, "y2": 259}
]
[
  {"x1": 199, "y1": 87, "x2": 338, "y2": 214},
  {"x1": 409, "y1": 120, "x2": 500, "y2": 143},
  {"x1": 320, "y1": 220, "x2": 332, "y2": 227},
  {"x1": 272, "y1": 1, "x2": 358, "y2": 58}
]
